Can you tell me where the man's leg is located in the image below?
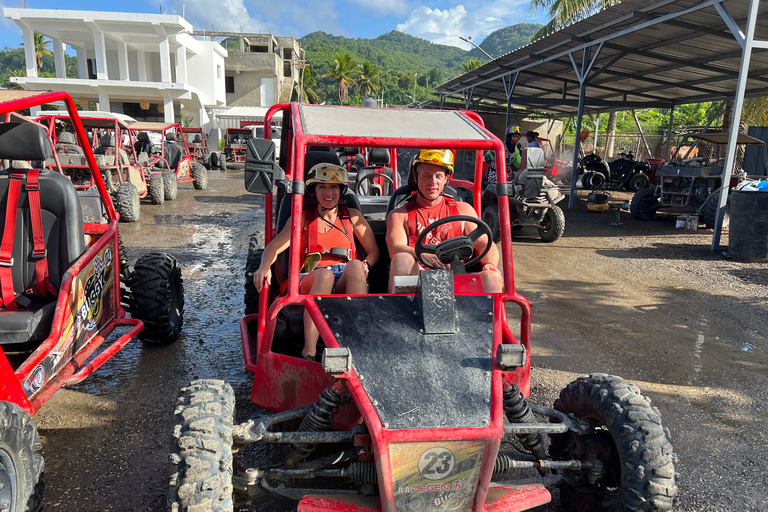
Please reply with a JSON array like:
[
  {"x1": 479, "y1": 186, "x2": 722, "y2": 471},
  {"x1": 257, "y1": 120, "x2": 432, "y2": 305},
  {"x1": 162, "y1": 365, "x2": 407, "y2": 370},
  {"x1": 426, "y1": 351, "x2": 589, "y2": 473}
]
[
  {"x1": 479, "y1": 268, "x2": 503, "y2": 293},
  {"x1": 301, "y1": 268, "x2": 335, "y2": 358},
  {"x1": 388, "y1": 252, "x2": 420, "y2": 293}
]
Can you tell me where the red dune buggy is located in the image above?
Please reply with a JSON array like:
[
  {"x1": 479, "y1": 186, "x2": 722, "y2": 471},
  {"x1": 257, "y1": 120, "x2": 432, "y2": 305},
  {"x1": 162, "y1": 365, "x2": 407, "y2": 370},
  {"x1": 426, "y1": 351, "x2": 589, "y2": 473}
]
[
  {"x1": 224, "y1": 127, "x2": 252, "y2": 167},
  {"x1": 169, "y1": 103, "x2": 678, "y2": 512},
  {"x1": 180, "y1": 126, "x2": 214, "y2": 170},
  {"x1": 0, "y1": 91, "x2": 185, "y2": 512}
]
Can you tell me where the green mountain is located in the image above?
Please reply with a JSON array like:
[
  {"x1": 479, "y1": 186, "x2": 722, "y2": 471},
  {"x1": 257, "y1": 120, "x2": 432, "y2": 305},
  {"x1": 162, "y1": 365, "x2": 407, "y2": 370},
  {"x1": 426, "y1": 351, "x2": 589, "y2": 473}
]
[{"x1": 468, "y1": 23, "x2": 543, "y2": 61}]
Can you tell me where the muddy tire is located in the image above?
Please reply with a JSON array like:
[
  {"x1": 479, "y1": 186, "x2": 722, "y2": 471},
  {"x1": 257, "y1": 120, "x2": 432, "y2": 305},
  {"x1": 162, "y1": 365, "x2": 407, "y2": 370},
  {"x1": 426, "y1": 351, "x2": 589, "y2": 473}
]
[
  {"x1": 191, "y1": 162, "x2": 208, "y2": 190},
  {"x1": 699, "y1": 191, "x2": 728, "y2": 229},
  {"x1": 116, "y1": 182, "x2": 140, "y2": 223},
  {"x1": 163, "y1": 169, "x2": 178, "y2": 201},
  {"x1": 203, "y1": 154, "x2": 211, "y2": 170},
  {"x1": 538, "y1": 205, "x2": 565, "y2": 242},
  {"x1": 629, "y1": 172, "x2": 650, "y2": 192},
  {"x1": 210, "y1": 152, "x2": 219, "y2": 170},
  {"x1": 0, "y1": 401, "x2": 44, "y2": 512},
  {"x1": 244, "y1": 232, "x2": 265, "y2": 316},
  {"x1": 169, "y1": 380, "x2": 235, "y2": 512},
  {"x1": 551, "y1": 374, "x2": 678, "y2": 512},
  {"x1": 630, "y1": 187, "x2": 658, "y2": 221},
  {"x1": 219, "y1": 155, "x2": 227, "y2": 171},
  {"x1": 130, "y1": 253, "x2": 184, "y2": 344},
  {"x1": 482, "y1": 205, "x2": 501, "y2": 244},
  {"x1": 148, "y1": 172, "x2": 165, "y2": 205}
]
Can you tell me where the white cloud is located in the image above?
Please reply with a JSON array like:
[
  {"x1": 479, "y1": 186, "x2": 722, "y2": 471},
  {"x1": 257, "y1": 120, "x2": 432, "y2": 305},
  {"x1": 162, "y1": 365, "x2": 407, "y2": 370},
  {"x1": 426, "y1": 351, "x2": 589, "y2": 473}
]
[
  {"x1": 396, "y1": 1, "x2": 528, "y2": 49},
  {"x1": 349, "y1": 0, "x2": 410, "y2": 16}
]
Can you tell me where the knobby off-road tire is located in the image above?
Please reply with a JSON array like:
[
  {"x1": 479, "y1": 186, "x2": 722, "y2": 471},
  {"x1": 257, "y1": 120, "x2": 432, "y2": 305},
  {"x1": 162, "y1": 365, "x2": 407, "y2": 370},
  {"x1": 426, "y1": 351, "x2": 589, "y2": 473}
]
[
  {"x1": 100, "y1": 165, "x2": 116, "y2": 194},
  {"x1": 629, "y1": 172, "x2": 651, "y2": 192},
  {"x1": 219, "y1": 155, "x2": 227, "y2": 171},
  {"x1": 130, "y1": 253, "x2": 184, "y2": 344},
  {"x1": 163, "y1": 169, "x2": 179, "y2": 201},
  {"x1": 482, "y1": 205, "x2": 502, "y2": 244},
  {"x1": 210, "y1": 152, "x2": 219, "y2": 170},
  {"x1": 538, "y1": 205, "x2": 565, "y2": 242},
  {"x1": 116, "y1": 182, "x2": 140, "y2": 223},
  {"x1": 244, "y1": 232, "x2": 265, "y2": 316},
  {"x1": 148, "y1": 172, "x2": 165, "y2": 205},
  {"x1": 551, "y1": 374, "x2": 678, "y2": 512},
  {"x1": 0, "y1": 401, "x2": 44, "y2": 512},
  {"x1": 169, "y1": 380, "x2": 235, "y2": 512},
  {"x1": 118, "y1": 232, "x2": 133, "y2": 312},
  {"x1": 203, "y1": 154, "x2": 212, "y2": 170},
  {"x1": 699, "y1": 191, "x2": 728, "y2": 229},
  {"x1": 631, "y1": 187, "x2": 658, "y2": 221},
  {"x1": 191, "y1": 162, "x2": 208, "y2": 190}
]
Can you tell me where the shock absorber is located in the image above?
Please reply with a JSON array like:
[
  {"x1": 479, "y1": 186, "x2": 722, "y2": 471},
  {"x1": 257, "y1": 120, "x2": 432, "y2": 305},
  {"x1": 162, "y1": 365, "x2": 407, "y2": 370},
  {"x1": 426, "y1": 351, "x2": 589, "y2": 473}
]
[
  {"x1": 287, "y1": 381, "x2": 347, "y2": 467},
  {"x1": 503, "y1": 383, "x2": 548, "y2": 465}
]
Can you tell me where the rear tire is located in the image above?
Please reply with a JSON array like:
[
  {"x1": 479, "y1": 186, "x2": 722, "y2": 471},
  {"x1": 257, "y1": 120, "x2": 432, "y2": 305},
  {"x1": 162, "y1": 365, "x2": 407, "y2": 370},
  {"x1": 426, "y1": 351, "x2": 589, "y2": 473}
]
[
  {"x1": 630, "y1": 187, "x2": 658, "y2": 221},
  {"x1": 551, "y1": 374, "x2": 678, "y2": 512},
  {"x1": 191, "y1": 162, "x2": 208, "y2": 190},
  {"x1": 629, "y1": 172, "x2": 650, "y2": 192},
  {"x1": 219, "y1": 155, "x2": 227, "y2": 171},
  {"x1": 116, "y1": 183, "x2": 140, "y2": 223},
  {"x1": 163, "y1": 169, "x2": 178, "y2": 201},
  {"x1": 203, "y1": 154, "x2": 211, "y2": 170},
  {"x1": 538, "y1": 205, "x2": 565, "y2": 242},
  {"x1": 130, "y1": 253, "x2": 184, "y2": 344},
  {"x1": 699, "y1": 191, "x2": 728, "y2": 229},
  {"x1": 210, "y1": 152, "x2": 219, "y2": 170},
  {"x1": 100, "y1": 166, "x2": 116, "y2": 194},
  {"x1": 0, "y1": 401, "x2": 44, "y2": 512},
  {"x1": 169, "y1": 380, "x2": 235, "y2": 512},
  {"x1": 588, "y1": 171, "x2": 607, "y2": 190},
  {"x1": 482, "y1": 205, "x2": 501, "y2": 244},
  {"x1": 148, "y1": 172, "x2": 164, "y2": 205},
  {"x1": 581, "y1": 172, "x2": 593, "y2": 190}
]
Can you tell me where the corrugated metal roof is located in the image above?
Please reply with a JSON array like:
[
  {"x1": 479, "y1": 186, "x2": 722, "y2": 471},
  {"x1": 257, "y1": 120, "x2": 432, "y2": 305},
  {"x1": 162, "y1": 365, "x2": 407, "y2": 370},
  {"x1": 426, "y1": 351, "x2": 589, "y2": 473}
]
[
  {"x1": 433, "y1": 0, "x2": 768, "y2": 116},
  {"x1": 216, "y1": 106, "x2": 272, "y2": 119}
]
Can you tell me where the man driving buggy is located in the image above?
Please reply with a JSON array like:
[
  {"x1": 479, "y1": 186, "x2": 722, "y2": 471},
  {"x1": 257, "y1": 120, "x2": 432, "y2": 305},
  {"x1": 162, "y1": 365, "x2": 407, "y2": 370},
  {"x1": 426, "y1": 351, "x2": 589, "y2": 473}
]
[
  {"x1": 386, "y1": 149, "x2": 502, "y2": 294},
  {"x1": 253, "y1": 163, "x2": 379, "y2": 361}
]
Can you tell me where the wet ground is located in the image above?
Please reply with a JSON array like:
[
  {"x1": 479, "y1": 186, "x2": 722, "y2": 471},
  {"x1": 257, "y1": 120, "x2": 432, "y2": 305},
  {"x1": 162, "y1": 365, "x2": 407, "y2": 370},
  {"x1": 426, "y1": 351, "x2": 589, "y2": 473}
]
[{"x1": 32, "y1": 174, "x2": 768, "y2": 511}]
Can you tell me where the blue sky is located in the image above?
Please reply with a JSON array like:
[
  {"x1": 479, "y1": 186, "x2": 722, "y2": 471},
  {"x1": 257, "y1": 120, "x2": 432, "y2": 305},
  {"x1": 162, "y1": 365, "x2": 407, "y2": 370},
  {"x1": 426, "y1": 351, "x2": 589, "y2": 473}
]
[{"x1": 1, "y1": 0, "x2": 549, "y2": 51}]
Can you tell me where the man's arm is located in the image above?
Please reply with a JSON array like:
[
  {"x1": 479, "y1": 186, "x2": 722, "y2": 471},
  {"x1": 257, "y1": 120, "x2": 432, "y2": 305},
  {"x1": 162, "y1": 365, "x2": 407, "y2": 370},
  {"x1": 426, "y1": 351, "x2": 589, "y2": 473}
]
[{"x1": 385, "y1": 208, "x2": 415, "y2": 259}]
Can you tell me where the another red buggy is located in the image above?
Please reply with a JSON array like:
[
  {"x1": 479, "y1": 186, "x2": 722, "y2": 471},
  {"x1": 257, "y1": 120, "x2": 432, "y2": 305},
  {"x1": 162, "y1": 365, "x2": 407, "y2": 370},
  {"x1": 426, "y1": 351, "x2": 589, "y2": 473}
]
[
  {"x1": 181, "y1": 126, "x2": 213, "y2": 170},
  {"x1": 169, "y1": 103, "x2": 678, "y2": 512},
  {"x1": 224, "y1": 127, "x2": 252, "y2": 167},
  {"x1": 0, "y1": 91, "x2": 185, "y2": 512}
]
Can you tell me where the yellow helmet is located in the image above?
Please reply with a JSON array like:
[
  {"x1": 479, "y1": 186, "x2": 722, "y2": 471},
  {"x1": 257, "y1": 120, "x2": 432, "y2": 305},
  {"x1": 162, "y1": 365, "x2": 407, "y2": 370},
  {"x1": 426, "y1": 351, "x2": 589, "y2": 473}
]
[
  {"x1": 306, "y1": 163, "x2": 349, "y2": 186},
  {"x1": 413, "y1": 149, "x2": 455, "y2": 173}
]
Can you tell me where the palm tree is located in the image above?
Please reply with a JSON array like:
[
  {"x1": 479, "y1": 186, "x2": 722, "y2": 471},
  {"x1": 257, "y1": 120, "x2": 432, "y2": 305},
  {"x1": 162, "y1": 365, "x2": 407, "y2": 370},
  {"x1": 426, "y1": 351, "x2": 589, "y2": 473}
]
[
  {"x1": 298, "y1": 65, "x2": 320, "y2": 104},
  {"x1": 33, "y1": 33, "x2": 53, "y2": 71},
  {"x1": 461, "y1": 58, "x2": 484, "y2": 73},
  {"x1": 529, "y1": 0, "x2": 623, "y2": 39},
  {"x1": 357, "y1": 60, "x2": 380, "y2": 99},
  {"x1": 322, "y1": 53, "x2": 360, "y2": 104}
]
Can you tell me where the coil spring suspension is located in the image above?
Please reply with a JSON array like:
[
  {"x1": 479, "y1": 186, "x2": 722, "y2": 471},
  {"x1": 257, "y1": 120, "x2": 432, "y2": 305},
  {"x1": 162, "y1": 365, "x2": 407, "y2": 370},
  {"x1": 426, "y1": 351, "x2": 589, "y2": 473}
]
[
  {"x1": 345, "y1": 462, "x2": 378, "y2": 484},
  {"x1": 287, "y1": 385, "x2": 346, "y2": 464},
  {"x1": 503, "y1": 383, "x2": 548, "y2": 464}
]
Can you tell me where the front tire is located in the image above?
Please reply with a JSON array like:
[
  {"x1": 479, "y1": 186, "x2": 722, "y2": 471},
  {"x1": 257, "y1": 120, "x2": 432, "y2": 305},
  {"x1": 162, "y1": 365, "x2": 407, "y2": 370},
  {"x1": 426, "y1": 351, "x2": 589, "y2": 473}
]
[
  {"x1": 148, "y1": 172, "x2": 165, "y2": 205},
  {"x1": 630, "y1": 187, "x2": 658, "y2": 221},
  {"x1": 219, "y1": 155, "x2": 227, "y2": 171},
  {"x1": 629, "y1": 172, "x2": 650, "y2": 192},
  {"x1": 169, "y1": 380, "x2": 235, "y2": 512},
  {"x1": 538, "y1": 205, "x2": 565, "y2": 242},
  {"x1": 130, "y1": 253, "x2": 184, "y2": 344},
  {"x1": 482, "y1": 205, "x2": 501, "y2": 244},
  {"x1": 163, "y1": 169, "x2": 178, "y2": 201},
  {"x1": 191, "y1": 162, "x2": 208, "y2": 190},
  {"x1": 699, "y1": 191, "x2": 728, "y2": 229},
  {"x1": 0, "y1": 401, "x2": 44, "y2": 512},
  {"x1": 588, "y1": 171, "x2": 607, "y2": 190},
  {"x1": 550, "y1": 374, "x2": 678, "y2": 512},
  {"x1": 116, "y1": 183, "x2": 140, "y2": 223}
]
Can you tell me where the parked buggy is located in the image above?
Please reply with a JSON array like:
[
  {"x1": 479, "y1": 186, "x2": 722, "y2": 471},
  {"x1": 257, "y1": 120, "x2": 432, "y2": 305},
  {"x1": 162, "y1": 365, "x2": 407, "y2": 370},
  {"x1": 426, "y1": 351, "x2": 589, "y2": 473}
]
[
  {"x1": 181, "y1": 126, "x2": 214, "y2": 170},
  {"x1": 224, "y1": 127, "x2": 252, "y2": 167}
]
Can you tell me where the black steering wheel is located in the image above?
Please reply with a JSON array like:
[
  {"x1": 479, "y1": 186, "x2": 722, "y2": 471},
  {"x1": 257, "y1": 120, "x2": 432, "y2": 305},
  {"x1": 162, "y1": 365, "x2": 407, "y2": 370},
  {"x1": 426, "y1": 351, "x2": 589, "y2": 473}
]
[
  {"x1": 415, "y1": 215, "x2": 492, "y2": 270},
  {"x1": 355, "y1": 171, "x2": 395, "y2": 195}
]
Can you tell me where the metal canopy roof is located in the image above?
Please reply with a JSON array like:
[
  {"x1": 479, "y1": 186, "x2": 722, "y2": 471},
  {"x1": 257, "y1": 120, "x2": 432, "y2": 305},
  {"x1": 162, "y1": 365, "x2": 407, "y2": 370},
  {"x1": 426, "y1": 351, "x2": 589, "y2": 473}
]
[
  {"x1": 434, "y1": 0, "x2": 768, "y2": 117},
  {"x1": 691, "y1": 132, "x2": 765, "y2": 144},
  {"x1": 298, "y1": 104, "x2": 492, "y2": 141}
]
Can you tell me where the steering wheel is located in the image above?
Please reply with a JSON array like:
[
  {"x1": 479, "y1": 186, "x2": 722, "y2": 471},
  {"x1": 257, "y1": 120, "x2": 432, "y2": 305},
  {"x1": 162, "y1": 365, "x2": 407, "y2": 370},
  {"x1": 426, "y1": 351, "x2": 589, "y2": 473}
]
[
  {"x1": 414, "y1": 215, "x2": 492, "y2": 270},
  {"x1": 355, "y1": 171, "x2": 395, "y2": 195}
]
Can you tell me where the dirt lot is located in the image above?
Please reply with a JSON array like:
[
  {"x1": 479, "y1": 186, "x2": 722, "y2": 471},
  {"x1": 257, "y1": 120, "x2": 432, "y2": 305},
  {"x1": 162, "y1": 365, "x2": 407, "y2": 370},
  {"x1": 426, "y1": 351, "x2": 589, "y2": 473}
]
[{"x1": 32, "y1": 174, "x2": 768, "y2": 511}]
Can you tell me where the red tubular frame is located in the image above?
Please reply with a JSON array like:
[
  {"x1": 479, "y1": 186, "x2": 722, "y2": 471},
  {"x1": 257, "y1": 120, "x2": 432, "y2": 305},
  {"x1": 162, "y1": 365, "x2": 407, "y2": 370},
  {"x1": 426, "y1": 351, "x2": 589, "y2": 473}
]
[
  {"x1": 241, "y1": 103, "x2": 536, "y2": 511},
  {"x1": 0, "y1": 91, "x2": 143, "y2": 415}
]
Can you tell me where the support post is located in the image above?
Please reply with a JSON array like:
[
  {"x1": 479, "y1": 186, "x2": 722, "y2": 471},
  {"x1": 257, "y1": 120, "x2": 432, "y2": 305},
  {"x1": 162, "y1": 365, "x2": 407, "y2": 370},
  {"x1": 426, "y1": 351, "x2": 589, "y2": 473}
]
[
  {"x1": 52, "y1": 38, "x2": 66, "y2": 78},
  {"x1": 98, "y1": 91, "x2": 110, "y2": 112},
  {"x1": 88, "y1": 23, "x2": 108, "y2": 80},
  {"x1": 21, "y1": 25, "x2": 38, "y2": 78},
  {"x1": 593, "y1": 111, "x2": 601, "y2": 153},
  {"x1": 176, "y1": 46, "x2": 187, "y2": 84},
  {"x1": 137, "y1": 51, "x2": 148, "y2": 81},
  {"x1": 632, "y1": 111, "x2": 652, "y2": 159},
  {"x1": 76, "y1": 47, "x2": 88, "y2": 79},
  {"x1": 164, "y1": 95, "x2": 175, "y2": 123},
  {"x1": 502, "y1": 72, "x2": 519, "y2": 130},
  {"x1": 118, "y1": 41, "x2": 129, "y2": 81},
  {"x1": 712, "y1": 0, "x2": 761, "y2": 251},
  {"x1": 665, "y1": 105, "x2": 676, "y2": 162}
]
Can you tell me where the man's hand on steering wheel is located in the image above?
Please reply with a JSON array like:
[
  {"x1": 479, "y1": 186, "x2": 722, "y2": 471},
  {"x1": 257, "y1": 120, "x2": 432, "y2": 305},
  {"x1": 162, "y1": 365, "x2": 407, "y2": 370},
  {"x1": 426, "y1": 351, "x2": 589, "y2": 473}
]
[{"x1": 414, "y1": 215, "x2": 492, "y2": 270}]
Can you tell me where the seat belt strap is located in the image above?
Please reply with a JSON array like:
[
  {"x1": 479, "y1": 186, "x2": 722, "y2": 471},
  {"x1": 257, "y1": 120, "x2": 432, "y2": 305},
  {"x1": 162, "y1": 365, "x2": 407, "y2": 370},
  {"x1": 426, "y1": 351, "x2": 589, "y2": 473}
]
[
  {"x1": 26, "y1": 170, "x2": 57, "y2": 299},
  {"x1": 0, "y1": 173, "x2": 24, "y2": 310}
]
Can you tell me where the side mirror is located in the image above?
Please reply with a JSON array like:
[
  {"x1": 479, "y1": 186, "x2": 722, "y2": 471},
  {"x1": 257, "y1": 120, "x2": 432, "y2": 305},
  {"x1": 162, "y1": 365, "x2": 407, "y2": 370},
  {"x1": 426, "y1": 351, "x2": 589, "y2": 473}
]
[{"x1": 245, "y1": 138, "x2": 285, "y2": 194}]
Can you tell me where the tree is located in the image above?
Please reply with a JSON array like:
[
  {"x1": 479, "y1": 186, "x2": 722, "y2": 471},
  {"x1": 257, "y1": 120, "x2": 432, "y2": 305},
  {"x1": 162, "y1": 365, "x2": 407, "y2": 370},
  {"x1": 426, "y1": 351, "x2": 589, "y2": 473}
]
[
  {"x1": 9, "y1": 69, "x2": 25, "y2": 89},
  {"x1": 357, "y1": 60, "x2": 380, "y2": 99},
  {"x1": 322, "y1": 52, "x2": 359, "y2": 104},
  {"x1": 461, "y1": 58, "x2": 484, "y2": 73},
  {"x1": 299, "y1": 65, "x2": 321, "y2": 104},
  {"x1": 33, "y1": 33, "x2": 53, "y2": 72},
  {"x1": 528, "y1": 0, "x2": 623, "y2": 39}
]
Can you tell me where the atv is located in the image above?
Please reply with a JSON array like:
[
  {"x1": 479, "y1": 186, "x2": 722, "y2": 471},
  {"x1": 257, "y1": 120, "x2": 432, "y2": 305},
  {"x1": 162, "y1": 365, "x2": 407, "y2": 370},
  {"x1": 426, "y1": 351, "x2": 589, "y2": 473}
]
[
  {"x1": 0, "y1": 90, "x2": 185, "y2": 512},
  {"x1": 129, "y1": 122, "x2": 208, "y2": 194},
  {"x1": 630, "y1": 132, "x2": 768, "y2": 227},
  {"x1": 169, "y1": 102, "x2": 678, "y2": 512},
  {"x1": 482, "y1": 147, "x2": 566, "y2": 243},
  {"x1": 580, "y1": 149, "x2": 654, "y2": 192}
]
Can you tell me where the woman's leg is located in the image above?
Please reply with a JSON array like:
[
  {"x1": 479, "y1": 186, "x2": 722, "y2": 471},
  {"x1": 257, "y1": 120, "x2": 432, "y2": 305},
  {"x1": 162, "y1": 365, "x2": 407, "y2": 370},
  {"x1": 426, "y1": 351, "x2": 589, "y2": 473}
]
[
  {"x1": 300, "y1": 268, "x2": 334, "y2": 358},
  {"x1": 335, "y1": 260, "x2": 367, "y2": 295}
]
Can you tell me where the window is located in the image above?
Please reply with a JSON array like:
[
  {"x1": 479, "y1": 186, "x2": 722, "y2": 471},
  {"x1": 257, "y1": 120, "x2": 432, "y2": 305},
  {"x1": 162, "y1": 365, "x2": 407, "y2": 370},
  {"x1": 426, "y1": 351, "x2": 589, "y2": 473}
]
[
  {"x1": 217, "y1": 65, "x2": 222, "y2": 79},
  {"x1": 225, "y1": 76, "x2": 235, "y2": 94}
]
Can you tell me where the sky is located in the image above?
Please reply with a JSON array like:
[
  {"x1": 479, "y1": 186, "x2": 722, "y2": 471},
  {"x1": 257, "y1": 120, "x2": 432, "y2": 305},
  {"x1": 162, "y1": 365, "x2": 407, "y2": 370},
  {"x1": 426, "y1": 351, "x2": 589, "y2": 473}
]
[{"x1": 0, "y1": 0, "x2": 549, "y2": 52}]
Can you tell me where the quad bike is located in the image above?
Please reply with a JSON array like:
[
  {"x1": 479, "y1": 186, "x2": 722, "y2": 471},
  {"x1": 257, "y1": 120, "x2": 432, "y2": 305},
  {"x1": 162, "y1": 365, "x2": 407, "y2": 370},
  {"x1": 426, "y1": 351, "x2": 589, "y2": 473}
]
[
  {"x1": 169, "y1": 102, "x2": 678, "y2": 512},
  {"x1": 630, "y1": 133, "x2": 768, "y2": 228},
  {"x1": 181, "y1": 126, "x2": 213, "y2": 170},
  {"x1": 129, "y1": 122, "x2": 208, "y2": 194},
  {"x1": 482, "y1": 147, "x2": 566, "y2": 243},
  {"x1": 0, "y1": 90, "x2": 185, "y2": 512},
  {"x1": 580, "y1": 149, "x2": 653, "y2": 192}
]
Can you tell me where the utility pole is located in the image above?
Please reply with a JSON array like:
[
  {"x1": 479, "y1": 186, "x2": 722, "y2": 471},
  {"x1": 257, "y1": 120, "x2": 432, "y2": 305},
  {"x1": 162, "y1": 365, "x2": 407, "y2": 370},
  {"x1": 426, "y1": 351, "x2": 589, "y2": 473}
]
[
  {"x1": 459, "y1": 36, "x2": 493, "y2": 60},
  {"x1": 413, "y1": 73, "x2": 418, "y2": 104}
]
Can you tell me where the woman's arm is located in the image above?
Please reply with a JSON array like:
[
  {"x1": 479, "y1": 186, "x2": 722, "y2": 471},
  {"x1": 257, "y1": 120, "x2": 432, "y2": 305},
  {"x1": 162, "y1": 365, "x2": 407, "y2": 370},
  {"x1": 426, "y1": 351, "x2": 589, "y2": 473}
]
[
  {"x1": 253, "y1": 216, "x2": 294, "y2": 291},
  {"x1": 350, "y1": 209, "x2": 380, "y2": 269}
]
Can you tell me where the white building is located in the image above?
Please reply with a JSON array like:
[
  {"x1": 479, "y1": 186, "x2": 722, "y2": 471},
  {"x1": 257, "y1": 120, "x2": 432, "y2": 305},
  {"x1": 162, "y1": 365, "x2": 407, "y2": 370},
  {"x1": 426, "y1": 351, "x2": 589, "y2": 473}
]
[{"x1": 3, "y1": 8, "x2": 227, "y2": 127}]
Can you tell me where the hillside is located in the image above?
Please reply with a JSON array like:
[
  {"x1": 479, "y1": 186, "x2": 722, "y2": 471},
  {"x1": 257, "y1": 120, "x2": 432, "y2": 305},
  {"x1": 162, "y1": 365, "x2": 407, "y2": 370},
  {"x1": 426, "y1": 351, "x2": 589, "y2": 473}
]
[{"x1": 468, "y1": 23, "x2": 543, "y2": 61}]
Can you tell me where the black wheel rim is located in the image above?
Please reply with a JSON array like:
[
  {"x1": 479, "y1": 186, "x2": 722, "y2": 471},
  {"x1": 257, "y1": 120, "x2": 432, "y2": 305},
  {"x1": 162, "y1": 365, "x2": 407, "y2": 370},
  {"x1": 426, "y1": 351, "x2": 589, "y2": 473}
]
[
  {"x1": 567, "y1": 424, "x2": 622, "y2": 508},
  {"x1": 0, "y1": 449, "x2": 17, "y2": 511}
]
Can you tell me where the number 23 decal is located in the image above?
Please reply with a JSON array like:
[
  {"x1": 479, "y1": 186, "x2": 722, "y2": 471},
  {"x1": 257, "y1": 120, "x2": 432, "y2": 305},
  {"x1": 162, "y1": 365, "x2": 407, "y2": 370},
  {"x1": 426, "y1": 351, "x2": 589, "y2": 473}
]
[{"x1": 418, "y1": 447, "x2": 455, "y2": 480}]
